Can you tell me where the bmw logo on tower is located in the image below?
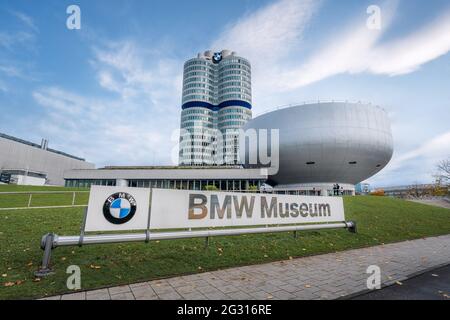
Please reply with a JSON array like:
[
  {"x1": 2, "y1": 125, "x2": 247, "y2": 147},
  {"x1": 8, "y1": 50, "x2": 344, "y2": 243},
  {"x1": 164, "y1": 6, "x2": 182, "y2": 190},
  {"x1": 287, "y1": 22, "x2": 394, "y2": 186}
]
[
  {"x1": 103, "y1": 192, "x2": 137, "y2": 224},
  {"x1": 212, "y1": 51, "x2": 222, "y2": 63}
]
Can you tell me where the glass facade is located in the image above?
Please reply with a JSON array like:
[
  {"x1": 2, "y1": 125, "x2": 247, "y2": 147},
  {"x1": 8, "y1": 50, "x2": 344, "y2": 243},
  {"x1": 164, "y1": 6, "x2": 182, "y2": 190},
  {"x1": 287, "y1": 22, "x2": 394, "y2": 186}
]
[
  {"x1": 65, "y1": 179, "x2": 116, "y2": 188},
  {"x1": 65, "y1": 178, "x2": 263, "y2": 191}
]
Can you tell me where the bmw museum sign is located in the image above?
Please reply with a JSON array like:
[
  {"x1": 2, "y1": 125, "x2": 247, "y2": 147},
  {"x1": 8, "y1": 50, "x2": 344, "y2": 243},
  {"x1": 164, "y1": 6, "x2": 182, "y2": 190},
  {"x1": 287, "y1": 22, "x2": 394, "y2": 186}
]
[
  {"x1": 36, "y1": 186, "x2": 356, "y2": 275},
  {"x1": 84, "y1": 186, "x2": 346, "y2": 231}
]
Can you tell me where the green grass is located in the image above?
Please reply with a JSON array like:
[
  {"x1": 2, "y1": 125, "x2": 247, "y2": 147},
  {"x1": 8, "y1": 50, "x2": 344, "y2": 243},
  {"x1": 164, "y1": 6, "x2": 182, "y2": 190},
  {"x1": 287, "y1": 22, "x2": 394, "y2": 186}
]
[
  {"x1": 0, "y1": 193, "x2": 449, "y2": 299},
  {"x1": 0, "y1": 187, "x2": 89, "y2": 208}
]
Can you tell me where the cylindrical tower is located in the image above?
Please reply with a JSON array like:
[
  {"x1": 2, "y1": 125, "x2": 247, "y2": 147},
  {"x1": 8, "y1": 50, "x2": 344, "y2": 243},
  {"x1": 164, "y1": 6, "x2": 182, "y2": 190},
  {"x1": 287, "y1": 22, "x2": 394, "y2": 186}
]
[
  {"x1": 179, "y1": 50, "x2": 252, "y2": 166},
  {"x1": 217, "y1": 54, "x2": 252, "y2": 165},
  {"x1": 179, "y1": 56, "x2": 217, "y2": 166}
]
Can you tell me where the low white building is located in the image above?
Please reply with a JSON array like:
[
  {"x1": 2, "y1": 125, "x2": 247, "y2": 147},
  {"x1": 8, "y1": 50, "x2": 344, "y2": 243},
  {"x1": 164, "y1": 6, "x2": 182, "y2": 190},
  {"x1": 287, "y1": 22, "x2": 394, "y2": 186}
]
[{"x1": 0, "y1": 132, "x2": 95, "y2": 186}]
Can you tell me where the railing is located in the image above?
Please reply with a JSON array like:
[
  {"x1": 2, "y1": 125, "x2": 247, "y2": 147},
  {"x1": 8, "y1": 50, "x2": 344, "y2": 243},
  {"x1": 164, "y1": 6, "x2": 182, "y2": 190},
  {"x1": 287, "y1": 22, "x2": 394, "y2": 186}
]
[
  {"x1": 0, "y1": 191, "x2": 89, "y2": 210},
  {"x1": 0, "y1": 188, "x2": 345, "y2": 211}
]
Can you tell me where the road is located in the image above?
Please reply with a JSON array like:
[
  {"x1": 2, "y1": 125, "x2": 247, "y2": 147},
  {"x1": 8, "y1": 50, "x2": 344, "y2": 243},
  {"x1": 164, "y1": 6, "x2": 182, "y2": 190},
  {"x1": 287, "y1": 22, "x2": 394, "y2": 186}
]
[{"x1": 351, "y1": 264, "x2": 450, "y2": 300}]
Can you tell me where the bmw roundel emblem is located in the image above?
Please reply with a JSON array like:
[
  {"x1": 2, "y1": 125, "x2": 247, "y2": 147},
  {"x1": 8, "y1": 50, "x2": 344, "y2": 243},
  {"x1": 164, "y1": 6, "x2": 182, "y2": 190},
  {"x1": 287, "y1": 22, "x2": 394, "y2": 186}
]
[
  {"x1": 213, "y1": 52, "x2": 222, "y2": 63},
  {"x1": 103, "y1": 193, "x2": 137, "y2": 224}
]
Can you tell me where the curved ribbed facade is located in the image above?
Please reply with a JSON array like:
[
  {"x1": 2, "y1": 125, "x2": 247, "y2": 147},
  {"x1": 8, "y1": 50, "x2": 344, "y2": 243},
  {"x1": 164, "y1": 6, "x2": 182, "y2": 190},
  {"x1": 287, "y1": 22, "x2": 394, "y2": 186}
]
[
  {"x1": 179, "y1": 50, "x2": 252, "y2": 166},
  {"x1": 241, "y1": 102, "x2": 394, "y2": 195}
]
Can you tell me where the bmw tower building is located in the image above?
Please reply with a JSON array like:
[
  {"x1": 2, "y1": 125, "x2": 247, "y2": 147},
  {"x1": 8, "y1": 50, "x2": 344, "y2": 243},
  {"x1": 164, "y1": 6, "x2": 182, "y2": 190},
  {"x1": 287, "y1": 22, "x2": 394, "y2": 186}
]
[{"x1": 179, "y1": 50, "x2": 252, "y2": 166}]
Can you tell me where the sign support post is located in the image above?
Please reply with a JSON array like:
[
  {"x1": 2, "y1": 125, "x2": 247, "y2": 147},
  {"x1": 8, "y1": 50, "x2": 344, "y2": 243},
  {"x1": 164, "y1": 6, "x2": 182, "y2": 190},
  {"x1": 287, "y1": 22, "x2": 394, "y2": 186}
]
[
  {"x1": 35, "y1": 233, "x2": 55, "y2": 277},
  {"x1": 145, "y1": 189, "x2": 153, "y2": 243}
]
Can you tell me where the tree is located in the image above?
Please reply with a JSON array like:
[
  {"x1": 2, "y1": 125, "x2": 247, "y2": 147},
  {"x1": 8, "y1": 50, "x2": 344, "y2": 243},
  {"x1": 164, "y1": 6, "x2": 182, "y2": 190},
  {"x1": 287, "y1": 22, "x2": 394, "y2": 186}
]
[
  {"x1": 203, "y1": 185, "x2": 219, "y2": 191},
  {"x1": 437, "y1": 159, "x2": 450, "y2": 185}
]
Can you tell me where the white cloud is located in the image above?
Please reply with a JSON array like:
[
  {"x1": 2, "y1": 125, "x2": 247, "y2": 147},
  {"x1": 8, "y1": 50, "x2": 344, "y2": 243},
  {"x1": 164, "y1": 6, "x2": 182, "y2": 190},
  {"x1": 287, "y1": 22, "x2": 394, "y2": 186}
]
[
  {"x1": 369, "y1": 10, "x2": 450, "y2": 75},
  {"x1": 11, "y1": 11, "x2": 39, "y2": 33},
  {"x1": 367, "y1": 131, "x2": 450, "y2": 186},
  {"x1": 0, "y1": 31, "x2": 35, "y2": 51},
  {"x1": 32, "y1": 86, "x2": 178, "y2": 166},
  {"x1": 211, "y1": 0, "x2": 321, "y2": 106},
  {"x1": 30, "y1": 37, "x2": 184, "y2": 166},
  {"x1": 91, "y1": 40, "x2": 182, "y2": 108},
  {"x1": 281, "y1": 2, "x2": 450, "y2": 89},
  {"x1": 0, "y1": 80, "x2": 7, "y2": 93},
  {"x1": 390, "y1": 131, "x2": 450, "y2": 170},
  {"x1": 212, "y1": 0, "x2": 320, "y2": 63},
  {"x1": 0, "y1": 63, "x2": 37, "y2": 81}
]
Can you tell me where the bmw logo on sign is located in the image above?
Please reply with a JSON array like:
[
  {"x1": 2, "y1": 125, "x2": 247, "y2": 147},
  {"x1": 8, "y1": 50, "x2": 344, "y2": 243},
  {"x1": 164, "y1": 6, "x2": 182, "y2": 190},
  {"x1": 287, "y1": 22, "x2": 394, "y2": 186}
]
[{"x1": 103, "y1": 192, "x2": 137, "y2": 224}]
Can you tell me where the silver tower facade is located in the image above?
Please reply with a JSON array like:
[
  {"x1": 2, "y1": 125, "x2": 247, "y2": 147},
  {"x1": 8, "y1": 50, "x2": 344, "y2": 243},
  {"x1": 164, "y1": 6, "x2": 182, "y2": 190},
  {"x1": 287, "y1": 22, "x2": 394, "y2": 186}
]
[{"x1": 179, "y1": 50, "x2": 252, "y2": 166}]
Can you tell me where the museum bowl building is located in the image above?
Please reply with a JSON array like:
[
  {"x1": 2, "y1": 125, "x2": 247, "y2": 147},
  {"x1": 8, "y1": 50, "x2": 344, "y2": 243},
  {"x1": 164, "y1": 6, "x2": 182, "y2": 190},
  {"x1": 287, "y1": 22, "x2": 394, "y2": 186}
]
[{"x1": 241, "y1": 102, "x2": 394, "y2": 196}]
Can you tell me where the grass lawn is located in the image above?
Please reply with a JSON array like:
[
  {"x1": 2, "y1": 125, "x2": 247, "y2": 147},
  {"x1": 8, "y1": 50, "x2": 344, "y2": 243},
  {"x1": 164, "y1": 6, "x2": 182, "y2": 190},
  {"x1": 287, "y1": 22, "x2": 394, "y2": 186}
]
[{"x1": 0, "y1": 192, "x2": 449, "y2": 299}]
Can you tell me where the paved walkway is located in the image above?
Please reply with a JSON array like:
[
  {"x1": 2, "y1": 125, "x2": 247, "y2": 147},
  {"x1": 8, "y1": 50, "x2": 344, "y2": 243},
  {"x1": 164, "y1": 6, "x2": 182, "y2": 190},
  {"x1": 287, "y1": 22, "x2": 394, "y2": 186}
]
[
  {"x1": 43, "y1": 235, "x2": 450, "y2": 300},
  {"x1": 410, "y1": 198, "x2": 450, "y2": 210}
]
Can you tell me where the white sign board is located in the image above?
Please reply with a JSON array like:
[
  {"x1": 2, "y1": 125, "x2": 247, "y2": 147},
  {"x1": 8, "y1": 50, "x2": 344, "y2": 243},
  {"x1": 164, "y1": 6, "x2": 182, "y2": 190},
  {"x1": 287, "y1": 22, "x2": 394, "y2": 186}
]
[
  {"x1": 84, "y1": 187, "x2": 345, "y2": 232},
  {"x1": 84, "y1": 185, "x2": 150, "y2": 232},
  {"x1": 149, "y1": 189, "x2": 345, "y2": 229}
]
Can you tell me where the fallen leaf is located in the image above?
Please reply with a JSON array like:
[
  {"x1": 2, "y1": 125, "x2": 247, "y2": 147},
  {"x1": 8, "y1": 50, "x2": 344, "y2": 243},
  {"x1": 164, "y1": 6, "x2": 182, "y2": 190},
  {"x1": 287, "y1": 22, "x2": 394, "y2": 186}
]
[
  {"x1": 305, "y1": 284, "x2": 311, "y2": 288},
  {"x1": 27, "y1": 262, "x2": 33, "y2": 266},
  {"x1": 33, "y1": 278, "x2": 41, "y2": 282},
  {"x1": 289, "y1": 256, "x2": 293, "y2": 260},
  {"x1": 267, "y1": 295, "x2": 273, "y2": 299},
  {"x1": 4, "y1": 282, "x2": 15, "y2": 287},
  {"x1": 1, "y1": 274, "x2": 7, "y2": 277},
  {"x1": 396, "y1": 281, "x2": 403, "y2": 286}
]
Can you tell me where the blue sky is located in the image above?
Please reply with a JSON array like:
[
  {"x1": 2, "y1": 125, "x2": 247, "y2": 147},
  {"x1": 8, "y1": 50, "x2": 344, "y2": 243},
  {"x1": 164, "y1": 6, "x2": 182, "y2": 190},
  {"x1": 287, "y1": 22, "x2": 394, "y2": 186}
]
[{"x1": 0, "y1": 0, "x2": 449, "y2": 187}]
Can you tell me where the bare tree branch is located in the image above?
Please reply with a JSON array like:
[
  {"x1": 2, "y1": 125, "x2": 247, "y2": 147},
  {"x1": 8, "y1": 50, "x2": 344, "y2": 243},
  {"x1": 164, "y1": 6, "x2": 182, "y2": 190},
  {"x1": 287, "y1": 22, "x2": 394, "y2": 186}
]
[{"x1": 437, "y1": 159, "x2": 450, "y2": 184}]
